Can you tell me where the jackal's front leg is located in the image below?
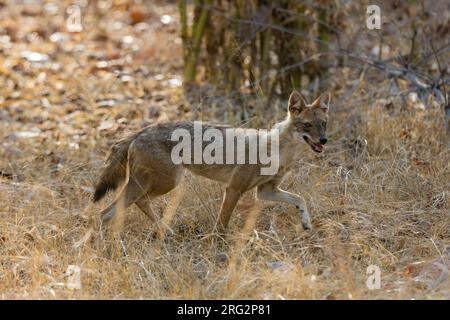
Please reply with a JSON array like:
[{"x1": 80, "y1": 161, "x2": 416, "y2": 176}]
[
  {"x1": 217, "y1": 187, "x2": 242, "y2": 234},
  {"x1": 257, "y1": 183, "x2": 312, "y2": 230}
]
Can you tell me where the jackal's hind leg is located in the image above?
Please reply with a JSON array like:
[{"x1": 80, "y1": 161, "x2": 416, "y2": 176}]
[
  {"x1": 135, "y1": 197, "x2": 158, "y2": 222},
  {"x1": 101, "y1": 172, "x2": 151, "y2": 223},
  {"x1": 135, "y1": 197, "x2": 175, "y2": 235}
]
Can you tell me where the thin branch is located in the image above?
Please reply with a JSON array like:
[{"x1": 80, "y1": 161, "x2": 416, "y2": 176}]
[{"x1": 430, "y1": 40, "x2": 448, "y2": 107}]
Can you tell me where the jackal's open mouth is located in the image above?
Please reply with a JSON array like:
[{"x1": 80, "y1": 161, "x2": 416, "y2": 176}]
[{"x1": 303, "y1": 135, "x2": 324, "y2": 153}]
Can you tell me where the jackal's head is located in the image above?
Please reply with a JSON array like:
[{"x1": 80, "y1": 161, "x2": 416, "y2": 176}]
[{"x1": 287, "y1": 90, "x2": 330, "y2": 153}]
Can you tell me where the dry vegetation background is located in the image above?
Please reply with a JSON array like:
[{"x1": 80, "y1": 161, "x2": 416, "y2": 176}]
[{"x1": 0, "y1": 0, "x2": 449, "y2": 299}]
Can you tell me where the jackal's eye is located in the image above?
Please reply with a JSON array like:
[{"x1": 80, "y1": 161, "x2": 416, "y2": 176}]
[
  {"x1": 321, "y1": 121, "x2": 327, "y2": 128},
  {"x1": 303, "y1": 123, "x2": 312, "y2": 131}
]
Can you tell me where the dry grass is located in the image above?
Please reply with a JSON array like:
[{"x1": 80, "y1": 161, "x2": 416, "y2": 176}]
[{"x1": 1, "y1": 105, "x2": 449, "y2": 299}]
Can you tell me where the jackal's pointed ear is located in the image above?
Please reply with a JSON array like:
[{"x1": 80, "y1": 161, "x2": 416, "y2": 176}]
[
  {"x1": 312, "y1": 93, "x2": 330, "y2": 112},
  {"x1": 288, "y1": 90, "x2": 307, "y2": 114}
]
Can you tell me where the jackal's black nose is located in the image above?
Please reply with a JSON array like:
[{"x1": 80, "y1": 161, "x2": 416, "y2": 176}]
[{"x1": 320, "y1": 137, "x2": 328, "y2": 145}]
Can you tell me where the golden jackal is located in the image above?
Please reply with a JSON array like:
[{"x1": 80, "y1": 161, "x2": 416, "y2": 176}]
[{"x1": 93, "y1": 91, "x2": 329, "y2": 233}]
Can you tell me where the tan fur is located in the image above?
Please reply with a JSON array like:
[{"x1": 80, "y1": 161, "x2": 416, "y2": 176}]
[{"x1": 93, "y1": 90, "x2": 330, "y2": 233}]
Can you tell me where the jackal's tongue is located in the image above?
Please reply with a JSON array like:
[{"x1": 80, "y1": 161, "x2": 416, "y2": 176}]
[{"x1": 313, "y1": 143, "x2": 323, "y2": 152}]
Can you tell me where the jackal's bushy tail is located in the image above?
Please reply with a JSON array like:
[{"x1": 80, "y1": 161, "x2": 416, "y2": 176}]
[{"x1": 93, "y1": 134, "x2": 136, "y2": 202}]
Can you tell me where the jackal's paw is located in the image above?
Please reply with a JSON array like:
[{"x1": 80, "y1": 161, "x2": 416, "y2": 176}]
[
  {"x1": 161, "y1": 222, "x2": 175, "y2": 236},
  {"x1": 216, "y1": 224, "x2": 228, "y2": 238},
  {"x1": 154, "y1": 222, "x2": 175, "y2": 238},
  {"x1": 300, "y1": 211, "x2": 312, "y2": 230}
]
